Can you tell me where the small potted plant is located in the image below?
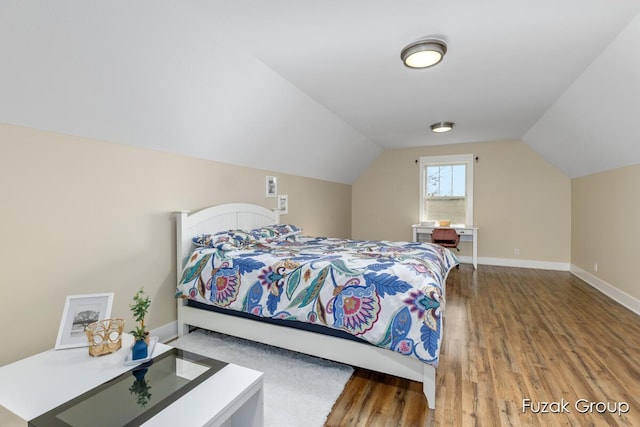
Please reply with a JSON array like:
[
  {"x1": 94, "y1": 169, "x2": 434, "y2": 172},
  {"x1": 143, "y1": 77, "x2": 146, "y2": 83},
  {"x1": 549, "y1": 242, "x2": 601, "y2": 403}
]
[{"x1": 130, "y1": 288, "x2": 151, "y2": 360}]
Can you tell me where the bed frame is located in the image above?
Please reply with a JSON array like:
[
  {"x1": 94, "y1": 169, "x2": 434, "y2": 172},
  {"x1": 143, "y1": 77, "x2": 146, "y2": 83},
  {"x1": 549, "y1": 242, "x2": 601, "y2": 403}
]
[{"x1": 175, "y1": 203, "x2": 437, "y2": 409}]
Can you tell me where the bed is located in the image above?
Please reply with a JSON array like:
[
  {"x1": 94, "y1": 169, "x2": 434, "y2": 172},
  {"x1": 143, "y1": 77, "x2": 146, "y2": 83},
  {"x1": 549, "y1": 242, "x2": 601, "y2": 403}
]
[{"x1": 175, "y1": 203, "x2": 458, "y2": 409}]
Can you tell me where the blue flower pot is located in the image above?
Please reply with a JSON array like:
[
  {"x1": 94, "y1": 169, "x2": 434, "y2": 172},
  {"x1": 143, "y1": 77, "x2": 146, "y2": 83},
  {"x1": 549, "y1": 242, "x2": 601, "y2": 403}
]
[{"x1": 132, "y1": 339, "x2": 148, "y2": 360}]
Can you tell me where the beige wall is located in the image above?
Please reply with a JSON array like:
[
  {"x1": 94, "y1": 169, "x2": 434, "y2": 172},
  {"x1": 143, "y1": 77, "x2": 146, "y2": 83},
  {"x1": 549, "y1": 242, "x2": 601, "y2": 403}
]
[
  {"x1": 0, "y1": 123, "x2": 351, "y2": 365},
  {"x1": 352, "y1": 140, "x2": 571, "y2": 263},
  {"x1": 6, "y1": 121, "x2": 636, "y2": 366},
  {"x1": 572, "y1": 164, "x2": 640, "y2": 300}
]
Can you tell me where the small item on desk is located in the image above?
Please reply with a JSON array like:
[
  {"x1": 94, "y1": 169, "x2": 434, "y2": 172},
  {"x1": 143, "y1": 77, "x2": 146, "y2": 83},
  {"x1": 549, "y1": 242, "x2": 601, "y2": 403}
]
[
  {"x1": 132, "y1": 338, "x2": 148, "y2": 360},
  {"x1": 124, "y1": 337, "x2": 158, "y2": 366},
  {"x1": 438, "y1": 220, "x2": 451, "y2": 227},
  {"x1": 129, "y1": 287, "x2": 152, "y2": 361},
  {"x1": 85, "y1": 318, "x2": 125, "y2": 357}
]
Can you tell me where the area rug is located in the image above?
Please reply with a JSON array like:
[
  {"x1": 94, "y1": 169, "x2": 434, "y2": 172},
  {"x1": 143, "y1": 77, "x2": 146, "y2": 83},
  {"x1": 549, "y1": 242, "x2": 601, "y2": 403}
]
[{"x1": 172, "y1": 329, "x2": 354, "y2": 427}]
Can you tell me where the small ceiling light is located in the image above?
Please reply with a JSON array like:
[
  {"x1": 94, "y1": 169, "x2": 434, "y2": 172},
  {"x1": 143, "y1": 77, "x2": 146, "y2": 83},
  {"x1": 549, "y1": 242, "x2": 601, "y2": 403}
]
[
  {"x1": 430, "y1": 122, "x2": 455, "y2": 133},
  {"x1": 401, "y1": 38, "x2": 447, "y2": 69}
]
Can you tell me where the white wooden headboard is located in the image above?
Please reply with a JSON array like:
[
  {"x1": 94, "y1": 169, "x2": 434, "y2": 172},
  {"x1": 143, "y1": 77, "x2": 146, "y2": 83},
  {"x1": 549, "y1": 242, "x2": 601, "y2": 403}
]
[{"x1": 176, "y1": 203, "x2": 279, "y2": 282}]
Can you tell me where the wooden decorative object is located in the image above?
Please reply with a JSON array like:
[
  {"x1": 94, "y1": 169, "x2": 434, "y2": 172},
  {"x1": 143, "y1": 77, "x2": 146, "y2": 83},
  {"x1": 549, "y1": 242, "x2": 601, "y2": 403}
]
[{"x1": 85, "y1": 318, "x2": 125, "y2": 357}]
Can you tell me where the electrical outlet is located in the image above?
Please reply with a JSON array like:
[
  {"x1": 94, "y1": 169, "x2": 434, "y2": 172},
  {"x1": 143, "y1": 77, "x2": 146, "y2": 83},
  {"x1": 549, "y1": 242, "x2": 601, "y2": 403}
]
[
  {"x1": 594, "y1": 262, "x2": 598, "y2": 272},
  {"x1": 514, "y1": 248, "x2": 520, "y2": 256}
]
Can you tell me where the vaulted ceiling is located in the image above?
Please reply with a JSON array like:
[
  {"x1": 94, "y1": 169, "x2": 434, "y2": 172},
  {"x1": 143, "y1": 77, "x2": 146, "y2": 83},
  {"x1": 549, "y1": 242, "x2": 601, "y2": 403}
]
[{"x1": 2, "y1": 1, "x2": 640, "y2": 184}]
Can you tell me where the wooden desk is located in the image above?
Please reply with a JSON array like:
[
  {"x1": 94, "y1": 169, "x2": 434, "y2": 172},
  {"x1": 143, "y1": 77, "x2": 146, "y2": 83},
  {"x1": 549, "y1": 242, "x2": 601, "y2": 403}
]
[{"x1": 412, "y1": 224, "x2": 479, "y2": 269}]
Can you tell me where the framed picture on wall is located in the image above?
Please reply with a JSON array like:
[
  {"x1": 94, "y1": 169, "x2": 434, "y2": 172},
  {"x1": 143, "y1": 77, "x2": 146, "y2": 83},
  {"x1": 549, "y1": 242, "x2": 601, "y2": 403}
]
[
  {"x1": 266, "y1": 176, "x2": 277, "y2": 198},
  {"x1": 55, "y1": 293, "x2": 114, "y2": 349}
]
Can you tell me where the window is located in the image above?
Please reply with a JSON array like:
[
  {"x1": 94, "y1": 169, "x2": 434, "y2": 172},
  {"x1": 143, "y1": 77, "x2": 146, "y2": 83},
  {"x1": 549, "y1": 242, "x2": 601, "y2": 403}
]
[{"x1": 419, "y1": 154, "x2": 474, "y2": 226}]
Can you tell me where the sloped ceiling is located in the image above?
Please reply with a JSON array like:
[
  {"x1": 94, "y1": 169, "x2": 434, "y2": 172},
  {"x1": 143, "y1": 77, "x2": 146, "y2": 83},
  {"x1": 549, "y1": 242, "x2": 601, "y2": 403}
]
[
  {"x1": 523, "y1": 12, "x2": 640, "y2": 178},
  {"x1": 1, "y1": 1, "x2": 640, "y2": 184}
]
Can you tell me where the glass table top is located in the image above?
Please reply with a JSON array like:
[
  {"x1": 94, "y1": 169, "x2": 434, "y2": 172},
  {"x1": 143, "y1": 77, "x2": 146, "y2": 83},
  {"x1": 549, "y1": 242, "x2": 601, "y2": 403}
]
[{"x1": 29, "y1": 348, "x2": 228, "y2": 427}]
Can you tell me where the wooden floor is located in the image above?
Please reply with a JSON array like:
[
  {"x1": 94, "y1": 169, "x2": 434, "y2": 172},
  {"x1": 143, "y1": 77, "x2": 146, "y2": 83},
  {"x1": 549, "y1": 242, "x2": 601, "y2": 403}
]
[{"x1": 324, "y1": 264, "x2": 640, "y2": 427}]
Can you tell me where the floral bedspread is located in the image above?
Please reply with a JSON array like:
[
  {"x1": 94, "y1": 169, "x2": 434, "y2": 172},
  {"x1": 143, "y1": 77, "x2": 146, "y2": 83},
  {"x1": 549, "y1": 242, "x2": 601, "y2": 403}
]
[{"x1": 176, "y1": 235, "x2": 459, "y2": 366}]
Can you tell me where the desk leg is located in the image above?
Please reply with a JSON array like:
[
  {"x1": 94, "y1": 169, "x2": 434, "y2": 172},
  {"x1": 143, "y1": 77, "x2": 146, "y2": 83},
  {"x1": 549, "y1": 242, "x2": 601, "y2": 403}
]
[{"x1": 472, "y1": 230, "x2": 478, "y2": 269}]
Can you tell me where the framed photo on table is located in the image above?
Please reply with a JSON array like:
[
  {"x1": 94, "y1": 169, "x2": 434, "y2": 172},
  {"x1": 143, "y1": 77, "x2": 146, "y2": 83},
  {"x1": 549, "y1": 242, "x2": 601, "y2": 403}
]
[{"x1": 55, "y1": 293, "x2": 114, "y2": 349}]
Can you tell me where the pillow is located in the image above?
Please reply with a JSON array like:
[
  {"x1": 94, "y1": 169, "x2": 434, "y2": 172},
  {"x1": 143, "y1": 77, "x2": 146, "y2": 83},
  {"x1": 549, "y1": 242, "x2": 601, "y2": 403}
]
[
  {"x1": 271, "y1": 224, "x2": 302, "y2": 241},
  {"x1": 192, "y1": 234, "x2": 213, "y2": 247},
  {"x1": 249, "y1": 224, "x2": 302, "y2": 242},
  {"x1": 248, "y1": 226, "x2": 278, "y2": 242},
  {"x1": 192, "y1": 230, "x2": 252, "y2": 250}
]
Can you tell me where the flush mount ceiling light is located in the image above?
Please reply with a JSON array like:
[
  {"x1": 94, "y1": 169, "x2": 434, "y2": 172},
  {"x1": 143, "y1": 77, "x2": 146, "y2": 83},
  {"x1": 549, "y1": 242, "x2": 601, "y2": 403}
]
[
  {"x1": 430, "y1": 122, "x2": 455, "y2": 133},
  {"x1": 400, "y1": 38, "x2": 447, "y2": 69}
]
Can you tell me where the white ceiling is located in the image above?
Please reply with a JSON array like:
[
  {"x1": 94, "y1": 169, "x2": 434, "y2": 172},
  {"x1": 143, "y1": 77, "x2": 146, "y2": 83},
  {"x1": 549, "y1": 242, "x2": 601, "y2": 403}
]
[{"x1": 2, "y1": 1, "x2": 640, "y2": 183}]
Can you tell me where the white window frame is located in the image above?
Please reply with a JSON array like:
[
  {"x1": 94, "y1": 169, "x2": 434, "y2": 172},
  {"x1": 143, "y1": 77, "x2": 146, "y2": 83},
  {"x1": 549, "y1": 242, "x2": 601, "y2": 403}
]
[{"x1": 419, "y1": 154, "x2": 474, "y2": 225}]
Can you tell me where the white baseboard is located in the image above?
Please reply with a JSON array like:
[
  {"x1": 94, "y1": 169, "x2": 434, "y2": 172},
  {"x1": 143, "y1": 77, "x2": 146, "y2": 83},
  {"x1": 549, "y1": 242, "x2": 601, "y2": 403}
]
[
  {"x1": 151, "y1": 321, "x2": 178, "y2": 344},
  {"x1": 457, "y1": 255, "x2": 569, "y2": 271},
  {"x1": 570, "y1": 265, "x2": 640, "y2": 316}
]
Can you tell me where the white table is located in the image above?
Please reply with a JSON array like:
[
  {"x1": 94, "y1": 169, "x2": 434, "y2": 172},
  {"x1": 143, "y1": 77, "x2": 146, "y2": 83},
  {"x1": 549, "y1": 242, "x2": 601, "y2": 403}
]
[
  {"x1": 412, "y1": 224, "x2": 479, "y2": 269},
  {"x1": 0, "y1": 334, "x2": 263, "y2": 426}
]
